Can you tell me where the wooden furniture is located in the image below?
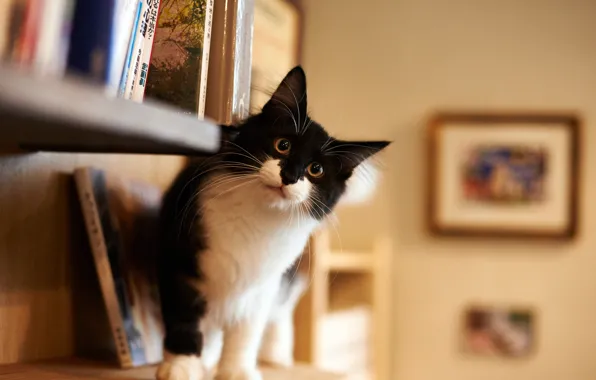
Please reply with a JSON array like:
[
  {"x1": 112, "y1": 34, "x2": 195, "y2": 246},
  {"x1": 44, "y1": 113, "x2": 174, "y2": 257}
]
[
  {"x1": 294, "y1": 227, "x2": 393, "y2": 380},
  {"x1": 0, "y1": 66, "x2": 220, "y2": 155},
  {"x1": 0, "y1": 359, "x2": 345, "y2": 380}
]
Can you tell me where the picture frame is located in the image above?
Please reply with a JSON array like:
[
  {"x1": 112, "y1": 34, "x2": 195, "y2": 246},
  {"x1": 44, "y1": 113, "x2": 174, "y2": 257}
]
[
  {"x1": 250, "y1": 0, "x2": 303, "y2": 113},
  {"x1": 461, "y1": 304, "x2": 537, "y2": 359},
  {"x1": 427, "y1": 111, "x2": 581, "y2": 240}
]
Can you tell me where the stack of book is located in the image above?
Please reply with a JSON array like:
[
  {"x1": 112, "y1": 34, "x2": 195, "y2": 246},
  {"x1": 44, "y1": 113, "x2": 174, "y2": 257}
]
[
  {"x1": 318, "y1": 305, "x2": 373, "y2": 378},
  {"x1": 0, "y1": 0, "x2": 213, "y2": 116}
]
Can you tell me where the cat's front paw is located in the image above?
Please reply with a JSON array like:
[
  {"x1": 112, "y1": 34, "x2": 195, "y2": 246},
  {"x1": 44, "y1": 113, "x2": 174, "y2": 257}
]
[
  {"x1": 156, "y1": 354, "x2": 205, "y2": 380},
  {"x1": 215, "y1": 367, "x2": 263, "y2": 380}
]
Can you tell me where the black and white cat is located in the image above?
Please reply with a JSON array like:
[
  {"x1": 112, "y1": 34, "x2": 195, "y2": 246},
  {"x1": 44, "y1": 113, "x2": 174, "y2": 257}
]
[{"x1": 156, "y1": 66, "x2": 389, "y2": 380}]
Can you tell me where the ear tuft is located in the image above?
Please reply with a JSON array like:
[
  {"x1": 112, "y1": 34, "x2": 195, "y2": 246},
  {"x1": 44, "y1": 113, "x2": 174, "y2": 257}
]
[
  {"x1": 328, "y1": 140, "x2": 391, "y2": 172},
  {"x1": 262, "y1": 66, "x2": 307, "y2": 119}
]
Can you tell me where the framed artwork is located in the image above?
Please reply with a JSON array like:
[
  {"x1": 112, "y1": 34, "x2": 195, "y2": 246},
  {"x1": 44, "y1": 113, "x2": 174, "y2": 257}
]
[
  {"x1": 250, "y1": 0, "x2": 302, "y2": 112},
  {"x1": 427, "y1": 112, "x2": 580, "y2": 239},
  {"x1": 461, "y1": 304, "x2": 536, "y2": 359}
]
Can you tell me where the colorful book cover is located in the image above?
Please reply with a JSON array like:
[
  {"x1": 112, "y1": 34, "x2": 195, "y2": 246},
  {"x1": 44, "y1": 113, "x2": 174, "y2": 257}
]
[
  {"x1": 144, "y1": 0, "x2": 214, "y2": 117},
  {"x1": 67, "y1": 0, "x2": 117, "y2": 82},
  {"x1": 74, "y1": 167, "x2": 164, "y2": 368}
]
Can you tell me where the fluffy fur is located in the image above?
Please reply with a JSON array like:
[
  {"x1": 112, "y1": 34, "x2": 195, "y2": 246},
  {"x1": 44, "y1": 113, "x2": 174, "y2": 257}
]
[{"x1": 156, "y1": 66, "x2": 389, "y2": 380}]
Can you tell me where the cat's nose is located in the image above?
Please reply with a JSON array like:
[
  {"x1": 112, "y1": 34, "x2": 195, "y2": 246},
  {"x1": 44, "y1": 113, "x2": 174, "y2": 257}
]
[{"x1": 280, "y1": 170, "x2": 300, "y2": 185}]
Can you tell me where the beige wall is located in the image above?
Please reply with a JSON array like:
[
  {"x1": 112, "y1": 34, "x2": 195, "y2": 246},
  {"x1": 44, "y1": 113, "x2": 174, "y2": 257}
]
[{"x1": 302, "y1": 0, "x2": 596, "y2": 379}]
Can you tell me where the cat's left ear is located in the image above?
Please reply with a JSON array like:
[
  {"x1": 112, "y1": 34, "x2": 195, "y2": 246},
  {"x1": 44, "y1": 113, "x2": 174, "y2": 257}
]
[
  {"x1": 262, "y1": 66, "x2": 307, "y2": 121},
  {"x1": 330, "y1": 140, "x2": 391, "y2": 172}
]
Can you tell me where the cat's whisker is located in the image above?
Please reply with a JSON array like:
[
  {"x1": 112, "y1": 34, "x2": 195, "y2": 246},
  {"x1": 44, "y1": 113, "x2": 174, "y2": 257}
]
[
  {"x1": 224, "y1": 141, "x2": 264, "y2": 166},
  {"x1": 271, "y1": 98, "x2": 298, "y2": 132},
  {"x1": 282, "y1": 79, "x2": 302, "y2": 133},
  {"x1": 179, "y1": 174, "x2": 257, "y2": 236}
]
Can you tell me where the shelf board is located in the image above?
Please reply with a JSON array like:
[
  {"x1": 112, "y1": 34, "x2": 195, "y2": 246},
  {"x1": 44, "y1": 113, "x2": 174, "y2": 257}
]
[
  {"x1": 0, "y1": 66, "x2": 220, "y2": 155},
  {"x1": 323, "y1": 251, "x2": 374, "y2": 272},
  {"x1": 0, "y1": 358, "x2": 345, "y2": 380}
]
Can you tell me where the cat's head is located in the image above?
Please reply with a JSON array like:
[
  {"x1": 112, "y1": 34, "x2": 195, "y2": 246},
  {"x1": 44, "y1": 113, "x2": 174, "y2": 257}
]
[{"x1": 219, "y1": 66, "x2": 390, "y2": 219}]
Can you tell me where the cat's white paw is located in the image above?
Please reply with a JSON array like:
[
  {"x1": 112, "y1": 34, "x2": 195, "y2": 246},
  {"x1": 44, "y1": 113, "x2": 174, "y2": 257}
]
[
  {"x1": 156, "y1": 354, "x2": 205, "y2": 380},
  {"x1": 214, "y1": 367, "x2": 263, "y2": 380}
]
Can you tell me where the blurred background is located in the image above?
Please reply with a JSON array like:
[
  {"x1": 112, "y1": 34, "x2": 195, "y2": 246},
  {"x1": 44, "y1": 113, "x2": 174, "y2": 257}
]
[{"x1": 0, "y1": 0, "x2": 594, "y2": 380}]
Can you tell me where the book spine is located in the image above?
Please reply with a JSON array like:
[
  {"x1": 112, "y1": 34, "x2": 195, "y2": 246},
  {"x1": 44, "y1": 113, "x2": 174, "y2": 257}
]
[
  {"x1": 123, "y1": 0, "x2": 148, "y2": 99},
  {"x1": 130, "y1": 0, "x2": 160, "y2": 103},
  {"x1": 15, "y1": 0, "x2": 40, "y2": 65},
  {"x1": 197, "y1": 0, "x2": 214, "y2": 118},
  {"x1": 33, "y1": 0, "x2": 71, "y2": 76},
  {"x1": 0, "y1": 0, "x2": 15, "y2": 59},
  {"x1": 67, "y1": 0, "x2": 117, "y2": 82},
  {"x1": 108, "y1": 0, "x2": 139, "y2": 97},
  {"x1": 74, "y1": 169, "x2": 134, "y2": 368},
  {"x1": 118, "y1": 0, "x2": 142, "y2": 97}
]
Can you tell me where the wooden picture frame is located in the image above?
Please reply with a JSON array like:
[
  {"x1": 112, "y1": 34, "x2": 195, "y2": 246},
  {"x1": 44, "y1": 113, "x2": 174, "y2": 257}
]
[
  {"x1": 250, "y1": 0, "x2": 303, "y2": 113},
  {"x1": 427, "y1": 111, "x2": 581, "y2": 240},
  {"x1": 460, "y1": 303, "x2": 538, "y2": 359}
]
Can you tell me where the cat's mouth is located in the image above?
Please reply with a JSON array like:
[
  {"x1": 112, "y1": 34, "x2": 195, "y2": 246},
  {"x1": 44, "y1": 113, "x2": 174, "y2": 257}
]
[{"x1": 265, "y1": 185, "x2": 286, "y2": 199}]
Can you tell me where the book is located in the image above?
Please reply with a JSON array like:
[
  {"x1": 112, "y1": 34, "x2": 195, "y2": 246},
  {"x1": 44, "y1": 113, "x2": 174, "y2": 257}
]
[
  {"x1": 33, "y1": 0, "x2": 75, "y2": 76},
  {"x1": 144, "y1": 0, "x2": 214, "y2": 117},
  {"x1": 107, "y1": 0, "x2": 141, "y2": 96},
  {"x1": 74, "y1": 167, "x2": 164, "y2": 368},
  {"x1": 0, "y1": 0, "x2": 28, "y2": 63},
  {"x1": 67, "y1": 0, "x2": 117, "y2": 82},
  {"x1": 122, "y1": 0, "x2": 148, "y2": 99},
  {"x1": 118, "y1": 0, "x2": 143, "y2": 97},
  {"x1": 130, "y1": 0, "x2": 161, "y2": 103}
]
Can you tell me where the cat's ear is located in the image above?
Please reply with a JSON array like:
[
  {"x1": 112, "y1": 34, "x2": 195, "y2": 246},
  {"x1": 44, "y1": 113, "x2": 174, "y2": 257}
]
[
  {"x1": 330, "y1": 140, "x2": 391, "y2": 172},
  {"x1": 262, "y1": 66, "x2": 307, "y2": 120}
]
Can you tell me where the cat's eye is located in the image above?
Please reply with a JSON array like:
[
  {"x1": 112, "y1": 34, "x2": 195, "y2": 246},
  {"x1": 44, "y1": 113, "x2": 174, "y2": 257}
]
[
  {"x1": 307, "y1": 162, "x2": 324, "y2": 178},
  {"x1": 274, "y1": 138, "x2": 291, "y2": 155}
]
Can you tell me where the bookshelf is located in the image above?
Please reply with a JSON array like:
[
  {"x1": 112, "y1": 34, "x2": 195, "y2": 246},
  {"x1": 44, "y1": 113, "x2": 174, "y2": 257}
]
[
  {"x1": 293, "y1": 228, "x2": 393, "y2": 380},
  {"x1": 0, "y1": 0, "x2": 346, "y2": 378},
  {"x1": 0, "y1": 67, "x2": 220, "y2": 155}
]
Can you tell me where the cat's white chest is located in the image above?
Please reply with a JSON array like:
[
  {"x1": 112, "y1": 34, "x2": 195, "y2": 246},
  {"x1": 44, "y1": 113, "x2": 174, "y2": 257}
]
[{"x1": 197, "y1": 180, "x2": 316, "y2": 323}]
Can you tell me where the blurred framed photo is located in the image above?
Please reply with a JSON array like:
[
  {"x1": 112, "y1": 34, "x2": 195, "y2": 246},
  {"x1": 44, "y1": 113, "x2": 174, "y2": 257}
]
[
  {"x1": 462, "y1": 305, "x2": 536, "y2": 358},
  {"x1": 427, "y1": 112, "x2": 580, "y2": 239}
]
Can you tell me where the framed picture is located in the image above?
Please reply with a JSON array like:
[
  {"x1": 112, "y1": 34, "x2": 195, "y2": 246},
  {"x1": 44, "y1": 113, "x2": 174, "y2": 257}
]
[
  {"x1": 427, "y1": 112, "x2": 580, "y2": 239},
  {"x1": 250, "y1": 0, "x2": 302, "y2": 112},
  {"x1": 461, "y1": 304, "x2": 536, "y2": 358}
]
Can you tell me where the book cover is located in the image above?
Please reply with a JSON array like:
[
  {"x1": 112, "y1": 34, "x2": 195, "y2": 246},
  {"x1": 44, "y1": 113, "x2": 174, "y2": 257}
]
[
  {"x1": 144, "y1": 0, "x2": 214, "y2": 117},
  {"x1": 67, "y1": 0, "x2": 117, "y2": 82},
  {"x1": 74, "y1": 167, "x2": 164, "y2": 368},
  {"x1": 130, "y1": 0, "x2": 161, "y2": 103},
  {"x1": 123, "y1": 0, "x2": 148, "y2": 99}
]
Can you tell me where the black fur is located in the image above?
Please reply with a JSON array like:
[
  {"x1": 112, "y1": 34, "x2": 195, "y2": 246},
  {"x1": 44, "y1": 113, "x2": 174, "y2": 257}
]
[{"x1": 157, "y1": 66, "x2": 390, "y2": 357}]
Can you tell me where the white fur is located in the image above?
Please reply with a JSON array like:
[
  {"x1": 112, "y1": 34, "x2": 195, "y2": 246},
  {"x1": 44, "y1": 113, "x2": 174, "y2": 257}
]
[
  {"x1": 158, "y1": 156, "x2": 378, "y2": 380},
  {"x1": 339, "y1": 159, "x2": 381, "y2": 206},
  {"x1": 158, "y1": 158, "x2": 318, "y2": 380},
  {"x1": 157, "y1": 352, "x2": 204, "y2": 380}
]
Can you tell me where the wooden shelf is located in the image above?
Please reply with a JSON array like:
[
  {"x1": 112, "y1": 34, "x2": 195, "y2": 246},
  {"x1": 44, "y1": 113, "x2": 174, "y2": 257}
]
[
  {"x1": 0, "y1": 66, "x2": 221, "y2": 155},
  {"x1": 0, "y1": 359, "x2": 345, "y2": 380},
  {"x1": 323, "y1": 251, "x2": 374, "y2": 272}
]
